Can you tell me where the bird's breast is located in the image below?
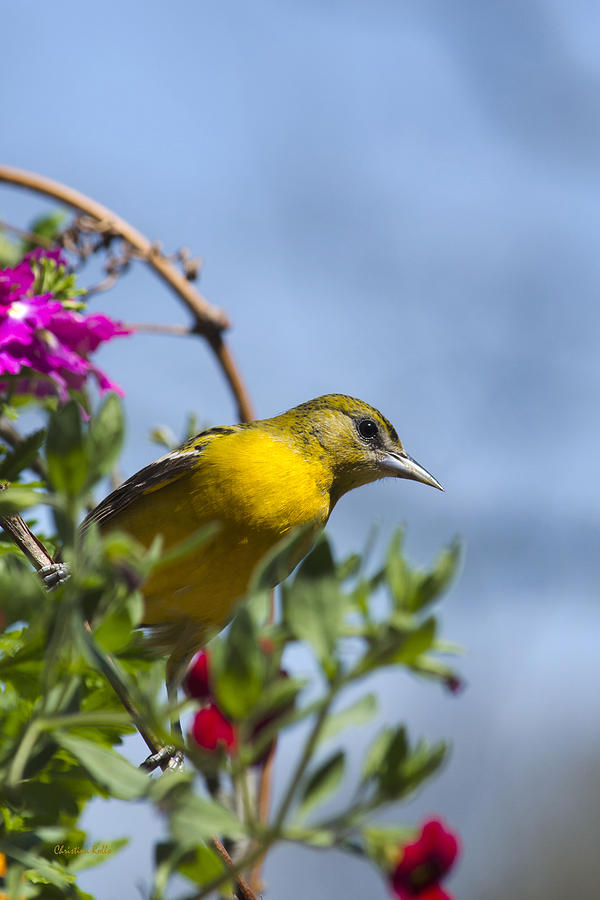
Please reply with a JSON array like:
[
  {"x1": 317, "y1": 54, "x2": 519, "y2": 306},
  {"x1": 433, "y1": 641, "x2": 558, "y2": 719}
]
[{"x1": 189, "y1": 429, "x2": 332, "y2": 534}]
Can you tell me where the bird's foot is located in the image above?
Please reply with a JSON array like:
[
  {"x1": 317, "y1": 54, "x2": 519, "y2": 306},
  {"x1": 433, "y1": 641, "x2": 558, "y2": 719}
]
[
  {"x1": 39, "y1": 562, "x2": 70, "y2": 590},
  {"x1": 140, "y1": 745, "x2": 185, "y2": 773}
]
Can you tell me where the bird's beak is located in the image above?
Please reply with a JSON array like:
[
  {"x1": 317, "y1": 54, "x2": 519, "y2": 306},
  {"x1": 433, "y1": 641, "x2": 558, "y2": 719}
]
[{"x1": 381, "y1": 450, "x2": 444, "y2": 491}]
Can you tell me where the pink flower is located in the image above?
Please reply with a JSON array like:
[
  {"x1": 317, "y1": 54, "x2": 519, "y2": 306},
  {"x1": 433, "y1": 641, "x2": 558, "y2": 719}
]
[
  {"x1": 0, "y1": 250, "x2": 132, "y2": 402},
  {"x1": 390, "y1": 818, "x2": 459, "y2": 900},
  {"x1": 191, "y1": 704, "x2": 237, "y2": 753},
  {"x1": 0, "y1": 261, "x2": 35, "y2": 303}
]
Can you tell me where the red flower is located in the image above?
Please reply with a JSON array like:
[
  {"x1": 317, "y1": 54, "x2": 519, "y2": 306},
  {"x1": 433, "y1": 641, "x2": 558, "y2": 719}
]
[
  {"x1": 390, "y1": 818, "x2": 459, "y2": 899},
  {"x1": 191, "y1": 704, "x2": 236, "y2": 753},
  {"x1": 185, "y1": 651, "x2": 212, "y2": 701}
]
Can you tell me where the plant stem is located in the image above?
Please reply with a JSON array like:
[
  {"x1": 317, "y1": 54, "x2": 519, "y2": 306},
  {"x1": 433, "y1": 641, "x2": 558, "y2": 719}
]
[
  {"x1": 272, "y1": 685, "x2": 339, "y2": 831},
  {"x1": 7, "y1": 718, "x2": 43, "y2": 786},
  {"x1": 211, "y1": 837, "x2": 258, "y2": 900}
]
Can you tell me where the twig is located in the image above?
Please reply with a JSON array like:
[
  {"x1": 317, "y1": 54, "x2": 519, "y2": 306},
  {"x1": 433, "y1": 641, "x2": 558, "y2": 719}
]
[
  {"x1": 211, "y1": 837, "x2": 259, "y2": 900},
  {"x1": 249, "y1": 739, "x2": 276, "y2": 894},
  {"x1": 0, "y1": 218, "x2": 55, "y2": 249},
  {"x1": 0, "y1": 165, "x2": 255, "y2": 424},
  {"x1": 0, "y1": 507, "x2": 53, "y2": 570},
  {"x1": 123, "y1": 322, "x2": 192, "y2": 336}
]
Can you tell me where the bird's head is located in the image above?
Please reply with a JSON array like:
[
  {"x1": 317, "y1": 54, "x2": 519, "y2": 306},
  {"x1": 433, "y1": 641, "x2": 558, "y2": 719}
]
[{"x1": 278, "y1": 394, "x2": 442, "y2": 506}]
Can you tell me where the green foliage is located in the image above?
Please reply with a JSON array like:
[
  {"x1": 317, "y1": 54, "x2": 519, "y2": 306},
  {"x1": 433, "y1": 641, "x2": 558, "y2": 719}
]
[
  {"x1": 0, "y1": 213, "x2": 65, "y2": 267},
  {"x1": 30, "y1": 254, "x2": 85, "y2": 308},
  {"x1": 0, "y1": 429, "x2": 45, "y2": 482},
  {"x1": 297, "y1": 750, "x2": 346, "y2": 820},
  {"x1": 0, "y1": 394, "x2": 462, "y2": 899}
]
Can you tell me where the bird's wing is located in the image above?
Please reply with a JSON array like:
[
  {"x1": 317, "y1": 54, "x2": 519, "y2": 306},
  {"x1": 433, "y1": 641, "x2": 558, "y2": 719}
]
[{"x1": 81, "y1": 424, "x2": 243, "y2": 531}]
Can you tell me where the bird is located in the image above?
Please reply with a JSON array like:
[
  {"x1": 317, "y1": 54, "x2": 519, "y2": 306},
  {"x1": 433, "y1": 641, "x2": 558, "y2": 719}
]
[{"x1": 78, "y1": 394, "x2": 442, "y2": 694}]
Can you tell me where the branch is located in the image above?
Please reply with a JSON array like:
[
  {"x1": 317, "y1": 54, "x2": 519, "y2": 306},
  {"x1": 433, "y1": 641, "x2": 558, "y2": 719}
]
[
  {"x1": 0, "y1": 510, "x2": 53, "y2": 570},
  {"x1": 212, "y1": 837, "x2": 259, "y2": 900},
  {"x1": 0, "y1": 218, "x2": 55, "y2": 249},
  {"x1": 249, "y1": 739, "x2": 276, "y2": 894},
  {"x1": 0, "y1": 165, "x2": 255, "y2": 423}
]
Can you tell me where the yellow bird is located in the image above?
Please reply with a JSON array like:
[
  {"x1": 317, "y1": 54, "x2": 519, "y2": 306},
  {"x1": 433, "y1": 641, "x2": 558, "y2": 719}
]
[{"x1": 83, "y1": 394, "x2": 442, "y2": 687}]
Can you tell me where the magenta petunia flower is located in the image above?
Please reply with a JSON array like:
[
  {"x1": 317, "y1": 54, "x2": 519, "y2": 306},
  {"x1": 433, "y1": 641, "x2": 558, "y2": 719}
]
[{"x1": 0, "y1": 249, "x2": 132, "y2": 402}]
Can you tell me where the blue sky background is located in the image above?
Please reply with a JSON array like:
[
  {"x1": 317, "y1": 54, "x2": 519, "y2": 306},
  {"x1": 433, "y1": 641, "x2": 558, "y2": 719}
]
[{"x1": 2, "y1": 1, "x2": 600, "y2": 897}]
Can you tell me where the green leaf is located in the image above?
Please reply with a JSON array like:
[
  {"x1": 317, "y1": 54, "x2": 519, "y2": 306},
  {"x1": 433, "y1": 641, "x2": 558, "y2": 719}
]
[
  {"x1": 362, "y1": 727, "x2": 446, "y2": 800},
  {"x1": 359, "y1": 617, "x2": 436, "y2": 672},
  {"x1": 168, "y1": 792, "x2": 247, "y2": 844},
  {"x1": 92, "y1": 604, "x2": 137, "y2": 654},
  {"x1": 0, "y1": 233, "x2": 22, "y2": 267},
  {"x1": 67, "y1": 837, "x2": 128, "y2": 872},
  {"x1": 248, "y1": 523, "x2": 320, "y2": 593},
  {"x1": 46, "y1": 401, "x2": 86, "y2": 497},
  {"x1": 385, "y1": 528, "x2": 411, "y2": 607},
  {"x1": 402, "y1": 739, "x2": 447, "y2": 790},
  {"x1": 27, "y1": 212, "x2": 65, "y2": 248},
  {"x1": 0, "y1": 840, "x2": 74, "y2": 889},
  {"x1": 297, "y1": 750, "x2": 345, "y2": 820},
  {"x1": 84, "y1": 394, "x2": 124, "y2": 489},
  {"x1": 362, "y1": 726, "x2": 408, "y2": 787},
  {"x1": 149, "y1": 772, "x2": 245, "y2": 841},
  {"x1": 410, "y1": 655, "x2": 462, "y2": 685},
  {"x1": 295, "y1": 536, "x2": 335, "y2": 579},
  {"x1": 318, "y1": 693, "x2": 378, "y2": 745},
  {"x1": 18, "y1": 780, "x2": 78, "y2": 823},
  {"x1": 150, "y1": 523, "x2": 219, "y2": 570},
  {"x1": 0, "y1": 429, "x2": 46, "y2": 481},
  {"x1": 282, "y1": 537, "x2": 346, "y2": 675},
  {"x1": 362, "y1": 823, "x2": 414, "y2": 869},
  {"x1": 0, "y1": 484, "x2": 47, "y2": 516},
  {"x1": 177, "y1": 842, "x2": 225, "y2": 887},
  {"x1": 408, "y1": 541, "x2": 461, "y2": 612},
  {"x1": 54, "y1": 732, "x2": 149, "y2": 800},
  {"x1": 336, "y1": 552, "x2": 361, "y2": 581},
  {"x1": 388, "y1": 617, "x2": 437, "y2": 664},
  {"x1": 282, "y1": 826, "x2": 337, "y2": 846},
  {"x1": 212, "y1": 608, "x2": 266, "y2": 720}
]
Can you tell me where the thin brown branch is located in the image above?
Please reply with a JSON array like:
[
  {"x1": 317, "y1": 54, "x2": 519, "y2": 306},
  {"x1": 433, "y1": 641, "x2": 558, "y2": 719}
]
[
  {"x1": 0, "y1": 510, "x2": 53, "y2": 569},
  {"x1": 124, "y1": 322, "x2": 192, "y2": 336},
  {"x1": 0, "y1": 218, "x2": 55, "y2": 249},
  {"x1": 0, "y1": 165, "x2": 255, "y2": 424},
  {"x1": 0, "y1": 166, "x2": 227, "y2": 334},
  {"x1": 249, "y1": 738, "x2": 276, "y2": 894},
  {"x1": 207, "y1": 332, "x2": 255, "y2": 423},
  {"x1": 212, "y1": 837, "x2": 259, "y2": 900}
]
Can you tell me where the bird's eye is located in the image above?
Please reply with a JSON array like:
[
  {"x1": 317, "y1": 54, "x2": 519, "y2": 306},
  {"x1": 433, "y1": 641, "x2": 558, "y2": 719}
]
[{"x1": 357, "y1": 418, "x2": 379, "y2": 440}]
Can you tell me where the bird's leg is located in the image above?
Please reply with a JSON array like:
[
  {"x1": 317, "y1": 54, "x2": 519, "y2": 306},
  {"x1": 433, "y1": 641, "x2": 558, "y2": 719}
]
[
  {"x1": 138, "y1": 686, "x2": 184, "y2": 772},
  {"x1": 139, "y1": 743, "x2": 183, "y2": 772},
  {"x1": 39, "y1": 562, "x2": 70, "y2": 589},
  {"x1": 139, "y1": 646, "x2": 189, "y2": 773}
]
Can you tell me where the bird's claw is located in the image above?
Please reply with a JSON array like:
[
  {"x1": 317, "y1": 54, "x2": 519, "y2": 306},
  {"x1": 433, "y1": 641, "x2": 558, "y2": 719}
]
[
  {"x1": 140, "y1": 745, "x2": 184, "y2": 773},
  {"x1": 39, "y1": 563, "x2": 70, "y2": 590}
]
